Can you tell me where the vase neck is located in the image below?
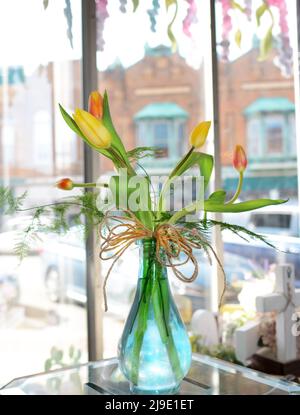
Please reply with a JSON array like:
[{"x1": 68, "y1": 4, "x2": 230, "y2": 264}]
[{"x1": 138, "y1": 238, "x2": 167, "y2": 280}]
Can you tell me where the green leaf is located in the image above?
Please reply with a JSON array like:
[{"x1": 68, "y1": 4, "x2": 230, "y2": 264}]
[
  {"x1": 235, "y1": 29, "x2": 242, "y2": 48},
  {"x1": 59, "y1": 104, "x2": 114, "y2": 161},
  {"x1": 127, "y1": 146, "x2": 163, "y2": 161},
  {"x1": 50, "y1": 346, "x2": 58, "y2": 359},
  {"x1": 43, "y1": 0, "x2": 49, "y2": 9},
  {"x1": 44, "y1": 358, "x2": 52, "y2": 371},
  {"x1": 208, "y1": 190, "x2": 227, "y2": 204},
  {"x1": 204, "y1": 198, "x2": 287, "y2": 213},
  {"x1": 132, "y1": 0, "x2": 139, "y2": 12},
  {"x1": 102, "y1": 91, "x2": 128, "y2": 159},
  {"x1": 256, "y1": 3, "x2": 268, "y2": 26},
  {"x1": 59, "y1": 104, "x2": 82, "y2": 137},
  {"x1": 171, "y1": 151, "x2": 214, "y2": 191},
  {"x1": 53, "y1": 349, "x2": 63, "y2": 363},
  {"x1": 258, "y1": 25, "x2": 273, "y2": 61}
]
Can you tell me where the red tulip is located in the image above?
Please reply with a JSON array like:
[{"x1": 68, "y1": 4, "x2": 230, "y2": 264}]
[
  {"x1": 233, "y1": 145, "x2": 247, "y2": 173},
  {"x1": 88, "y1": 91, "x2": 103, "y2": 119},
  {"x1": 56, "y1": 178, "x2": 74, "y2": 191}
]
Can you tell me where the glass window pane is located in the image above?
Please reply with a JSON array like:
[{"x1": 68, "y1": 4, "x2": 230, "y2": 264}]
[
  {"x1": 0, "y1": 0, "x2": 87, "y2": 387},
  {"x1": 216, "y1": 0, "x2": 299, "y2": 326},
  {"x1": 96, "y1": 0, "x2": 211, "y2": 357}
]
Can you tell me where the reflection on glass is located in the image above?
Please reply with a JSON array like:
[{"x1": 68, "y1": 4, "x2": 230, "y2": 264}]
[
  {"x1": 0, "y1": 0, "x2": 87, "y2": 387},
  {"x1": 216, "y1": 1, "x2": 299, "y2": 316},
  {"x1": 96, "y1": 1, "x2": 211, "y2": 357}
]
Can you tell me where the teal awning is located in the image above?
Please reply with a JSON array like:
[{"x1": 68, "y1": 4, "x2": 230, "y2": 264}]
[
  {"x1": 134, "y1": 103, "x2": 188, "y2": 121},
  {"x1": 224, "y1": 176, "x2": 298, "y2": 192},
  {"x1": 244, "y1": 97, "x2": 295, "y2": 116}
]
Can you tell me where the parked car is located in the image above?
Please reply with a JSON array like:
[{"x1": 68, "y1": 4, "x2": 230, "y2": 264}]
[
  {"x1": 223, "y1": 203, "x2": 300, "y2": 283},
  {"x1": 40, "y1": 227, "x2": 265, "y2": 316},
  {"x1": 41, "y1": 227, "x2": 140, "y2": 317},
  {"x1": 170, "y1": 250, "x2": 265, "y2": 310}
]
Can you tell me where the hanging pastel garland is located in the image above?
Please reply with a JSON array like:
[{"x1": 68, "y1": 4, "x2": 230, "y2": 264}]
[
  {"x1": 95, "y1": 0, "x2": 109, "y2": 52},
  {"x1": 119, "y1": 0, "x2": 128, "y2": 14},
  {"x1": 64, "y1": 0, "x2": 73, "y2": 49},
  {"x1": 182, "y1": 0, "x2": 198, "y2": 38},
  {"x1": 219, "y1": 0, "x2": 293, "y2": 77},
  {"x1": 42, "y1": 0, "x2": 293, "y2": 77},
  {"x1": 266, "y1": 0, "x2": 293, "y2": 77},
  {"x1": 147, "y1": 0, "x2": 160, "y2": 33},
  {"x1": 244, "y1": 0, "x2": 252, "y2": 20},
  {"x1": 220, "y1": 0, "x2": 233, "y2": 62}
]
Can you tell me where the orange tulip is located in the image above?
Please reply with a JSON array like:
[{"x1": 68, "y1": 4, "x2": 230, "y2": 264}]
[
  {"x1": 56, "y1": 178, "x2": 73, "y2": 191},
  {"x1": 88, "y1": 91, "x2": 103, "y2": 119},
  {"x1": 233, "y1": 145, "x2": 247, "y2": 173}
]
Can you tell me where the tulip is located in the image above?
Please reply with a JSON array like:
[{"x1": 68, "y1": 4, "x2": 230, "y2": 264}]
[
  {"x1": 88, "y1": 91, "x2": 103, "y2": 119},
  {"x1": 189, "y1": 121, "x2": 211, "y2": 149},
  {"x1": 228, "y1": 145, "x2": 248, "y2": 204},
  {"x1": 56, "y1": 178, "x2": 73, "y2": 191},
  {"x1": 233, "y1": 145, "x2": 247, "y2": 173},
  {"x1": 73, "y1": 109, "x2": 111, "y2": 149}
]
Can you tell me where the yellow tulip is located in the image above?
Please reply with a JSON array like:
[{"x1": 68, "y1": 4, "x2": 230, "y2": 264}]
[
  {"x1": 73, "y1": 109, "x2": 111, "y2": 149},
  {"x1": 189, "y1": 121, "x2": 211, "y2": 149}
]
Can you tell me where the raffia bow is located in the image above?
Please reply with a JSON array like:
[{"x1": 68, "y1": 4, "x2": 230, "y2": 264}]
[{"x1": 99, "y1": 210, "x2": 225, "y2": 311}]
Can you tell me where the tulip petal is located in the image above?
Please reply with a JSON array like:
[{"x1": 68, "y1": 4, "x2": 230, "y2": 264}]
[
  {"x1": 88, "y1": 91, "x2": 103, "y2": 119},
  {"x1": 189, "y1": 121, "x2": 211, "y2": 148},
  {"x1": 73, "y1": 109, "x2": 111, "y2": 149}
]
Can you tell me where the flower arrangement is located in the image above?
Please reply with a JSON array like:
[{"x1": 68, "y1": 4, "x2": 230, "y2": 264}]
[
  {"x1": 53, "y1": 91, "x2": 285, "y2": 303},
  {"x1": 0, "y1": 90, "x2": 286, "y2": 394}
]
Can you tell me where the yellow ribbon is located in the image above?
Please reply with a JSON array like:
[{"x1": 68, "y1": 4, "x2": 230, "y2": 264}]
[{"x1": 99, "y1": 210, "x2": 225, "y2": 311}]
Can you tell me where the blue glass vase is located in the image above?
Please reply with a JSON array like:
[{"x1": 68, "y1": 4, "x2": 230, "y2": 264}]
[{"x1": 118, "y1": 238, "x2": 192, "y2": 394}]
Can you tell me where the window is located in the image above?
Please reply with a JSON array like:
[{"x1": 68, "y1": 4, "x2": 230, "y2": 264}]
[
  {"x1": 97, "y1": 1, "x2": 210, "y2": 357},
  {"x1": 153, "y1": 122, "x2": 169, "y2": 158},
  {"x1": 217, "y1": 0, "x2": 299, "y2": 315},
  {"x1": 0, "y1": 0, "x2": 87, "y2": 387},
  {"x1": 247, "y1": 117, "x2": 262, "y2": 157},
  {"x1": 244, "y1": 98, "x2": 295, "y2": 161},
  {"x1": 265, "y1": 116, "x2": 284, "y2": 155},
  {"x1": 136, "y1": 117, "x2": 186, "y2": 162}
]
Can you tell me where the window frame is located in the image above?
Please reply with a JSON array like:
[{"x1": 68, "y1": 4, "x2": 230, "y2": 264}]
[
  {"x1": 136, "y1": 118, "x2": 186, "y2": 164},
  {"x1": 82, "y1": 0, "x2": 300, "y2": 354}
]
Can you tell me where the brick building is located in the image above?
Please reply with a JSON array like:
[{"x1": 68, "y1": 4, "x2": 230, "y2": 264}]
[
  {"x1": 218, "y1": 45, "x2": 296, "y2": 198},
  {"x1": 98, "y1": 43, "x2": 296, "y2": 198},
  {"x1": 98, "y1": 45, "x2": 204, "y2": 174},
  {"x1": 0, "y1": 42, "x2": 296, "y2": 199}
]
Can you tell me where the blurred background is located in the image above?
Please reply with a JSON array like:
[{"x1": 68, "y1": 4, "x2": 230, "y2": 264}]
[{"x1": 0, "y1": 0, "x2": 299, "y2": 387}]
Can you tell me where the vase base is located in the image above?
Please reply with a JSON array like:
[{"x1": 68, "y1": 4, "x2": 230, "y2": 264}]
[{"x1": 130, "y1": 383, "x2": 180, "y2": 395}]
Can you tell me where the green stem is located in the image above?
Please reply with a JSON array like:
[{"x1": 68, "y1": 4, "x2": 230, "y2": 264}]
[
  {"x1": 130, "y1": 276, "x2": 152, "y2": 386},
  {"x1": 152, "y1": 277, "x2": 183, "y2": 381},
  {"x1": 157, "y1": 147, "x2": 194, "y2": 218},
  {"x1": 73, "y1": 182, "x2": 108, "y2": 188},
  {"x1": 227, "y1": 171, "x2": 243, "y2": 204}
]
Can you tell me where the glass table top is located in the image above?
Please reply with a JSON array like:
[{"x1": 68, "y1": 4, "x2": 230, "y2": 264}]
[{"x1": 1, "y1": 354, "x2": 300, "y2": 395}]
